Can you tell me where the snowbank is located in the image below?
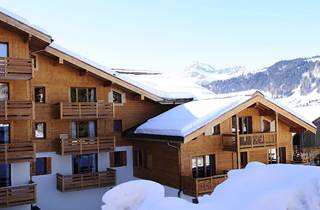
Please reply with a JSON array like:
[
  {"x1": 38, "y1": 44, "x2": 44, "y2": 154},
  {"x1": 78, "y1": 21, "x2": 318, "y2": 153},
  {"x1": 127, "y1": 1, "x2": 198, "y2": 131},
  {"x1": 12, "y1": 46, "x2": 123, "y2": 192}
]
[{"x1": 102, "y1": 162, "x2": 320, "y2": 210}]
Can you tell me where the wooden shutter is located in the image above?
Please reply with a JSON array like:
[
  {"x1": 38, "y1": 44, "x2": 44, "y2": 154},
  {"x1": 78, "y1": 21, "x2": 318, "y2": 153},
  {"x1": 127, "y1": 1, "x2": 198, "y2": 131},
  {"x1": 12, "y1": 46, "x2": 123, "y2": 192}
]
[
  {"x1": 46, "y1": 157, "x2": 52, "y2": 174},
  {"x1": 31, "y1": 161, "x2": 36, "y2": 176}
]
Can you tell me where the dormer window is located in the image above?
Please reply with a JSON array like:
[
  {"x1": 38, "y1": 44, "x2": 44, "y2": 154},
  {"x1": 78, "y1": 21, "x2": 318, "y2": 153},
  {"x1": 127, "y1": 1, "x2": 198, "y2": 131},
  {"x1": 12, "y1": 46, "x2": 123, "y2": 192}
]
[{"x1": 0, "y1": 42, "x2": 8, "y2": 57}]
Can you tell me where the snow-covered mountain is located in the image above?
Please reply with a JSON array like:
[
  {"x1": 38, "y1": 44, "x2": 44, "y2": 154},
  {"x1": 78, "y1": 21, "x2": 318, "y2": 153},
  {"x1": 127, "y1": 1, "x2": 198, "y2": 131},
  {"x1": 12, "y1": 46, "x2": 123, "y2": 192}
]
[{"x1": 179, "y1": 56, "x2": 320, "y2": 121}]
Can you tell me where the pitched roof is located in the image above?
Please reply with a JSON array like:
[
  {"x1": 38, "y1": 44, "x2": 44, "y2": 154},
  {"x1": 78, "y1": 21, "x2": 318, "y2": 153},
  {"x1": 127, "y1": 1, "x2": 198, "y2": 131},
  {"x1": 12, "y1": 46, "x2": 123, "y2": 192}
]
[
  {"x1": 135, "y1": 91, "x2": 317, "y2": 141},
  {"x1": 45, "y1": 44, "x2": 214, "y2": 103}
]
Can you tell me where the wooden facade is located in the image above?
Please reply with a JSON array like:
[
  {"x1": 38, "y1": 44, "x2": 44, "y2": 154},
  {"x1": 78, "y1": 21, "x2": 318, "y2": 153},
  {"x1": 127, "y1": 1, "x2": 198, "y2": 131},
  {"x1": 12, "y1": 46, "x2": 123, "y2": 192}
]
[{"x1": 132, "y1": 102, "x2": 315, "y2": 197}]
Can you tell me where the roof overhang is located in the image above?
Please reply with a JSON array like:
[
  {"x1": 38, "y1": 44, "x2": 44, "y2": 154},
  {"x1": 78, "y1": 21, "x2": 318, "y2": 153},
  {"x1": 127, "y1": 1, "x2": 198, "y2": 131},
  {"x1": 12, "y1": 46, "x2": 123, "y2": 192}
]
[
  {"x1": 0, "y1": 10, "x2": 52, "y2": 50},
  {"x1": 184, "y1": 94, "x2": 317, "y2": 142}
]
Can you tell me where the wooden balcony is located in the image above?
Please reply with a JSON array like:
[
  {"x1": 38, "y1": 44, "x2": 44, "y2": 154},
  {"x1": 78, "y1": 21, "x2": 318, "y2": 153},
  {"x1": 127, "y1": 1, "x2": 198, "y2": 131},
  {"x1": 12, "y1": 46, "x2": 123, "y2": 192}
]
[
  {"x1": 59, "y1": 102, "x2": 113, "y2": 120},
  {"x1": 0, "y1": 142, "x2": 35, "y2": 164},
  {"x1": 183, "y1": 174, "x2": 227, "y2": 197},
  {"x1": 0, "y1": 182, "x2": 36, "y2": 208},
  {"x1": 56, "y1": 169, "x2": 116, "y2": 192},
  {"x1": 57, "y1": 136, "x2": 115, "y2": 155},
  {"x1": 0, "y1": 57, "x2": 33, "y2": 80},
  {"x1": 0, "y1": 101, "x2": 35, "y2": 120},
  {"x1": 222, "y1": 132, "x2": 277, "y2": 151}
]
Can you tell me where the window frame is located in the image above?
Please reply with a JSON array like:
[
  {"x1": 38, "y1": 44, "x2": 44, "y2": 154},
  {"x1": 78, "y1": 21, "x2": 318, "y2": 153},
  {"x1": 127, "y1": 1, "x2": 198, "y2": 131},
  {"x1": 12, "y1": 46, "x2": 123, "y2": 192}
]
[
  {"x1": 70, "y1": 87, "x2": 97, "y2": 103},
  {"x1": 34, "y1": 86, "x2": 46, "y2": 103},
  {"x1": 109, "y1": 89, "x2": 126, "y2": 105},
  {"x1": 110, "y1": 151, "x2": 127, "y2": 167},
  {"x1": 212, "y1": 124, "x2": 220, "y2": 135},
  {"x1": 0, "y1": 42, "x2": 9, "y2": 57},
  {"x1": 191, "y1": 154, "x2": 216, "y2": 179},
  {"x1": 71, "y1": 120, "x2": 97, "y2": 138},
  {"x1": 133, "y1": 148, "x2": 152, "y2": 170},
  {"x1": 33, "y1": 157, "x2": 52, "y2": 176},
  {"x1": 0, "y1": 82, "x2": 9, "y2": 101},
  {"x1": 34, "y1": 122, "x2": 46, "y2": 139},
  {"x1": 72, "y1": 154, "x2": 98, "y2": 174}
]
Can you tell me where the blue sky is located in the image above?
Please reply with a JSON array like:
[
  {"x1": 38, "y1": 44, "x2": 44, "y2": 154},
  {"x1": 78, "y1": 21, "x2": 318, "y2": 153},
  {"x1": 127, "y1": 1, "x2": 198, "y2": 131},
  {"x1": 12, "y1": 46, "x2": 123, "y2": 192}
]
[{"x1": 1, "y1": 0, "x2": 320, "y2": 72}]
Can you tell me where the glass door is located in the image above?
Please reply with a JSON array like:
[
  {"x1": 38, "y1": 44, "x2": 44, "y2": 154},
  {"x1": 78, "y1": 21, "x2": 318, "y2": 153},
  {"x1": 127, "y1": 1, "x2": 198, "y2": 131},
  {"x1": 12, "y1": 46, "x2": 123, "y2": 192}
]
[
  {"x1": 0, "y1": 123, "x2": 10, "y2": 144},
  {"x1": 0, "y1": 164, "x2": 11, "y2": 187}
]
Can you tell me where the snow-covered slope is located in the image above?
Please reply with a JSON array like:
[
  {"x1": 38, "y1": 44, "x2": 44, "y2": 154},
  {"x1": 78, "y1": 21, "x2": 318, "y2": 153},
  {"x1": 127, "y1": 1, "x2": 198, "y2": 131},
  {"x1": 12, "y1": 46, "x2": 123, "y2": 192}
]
[{"x1": 102, "y1": 162, "x2": 320, "y2": 210}]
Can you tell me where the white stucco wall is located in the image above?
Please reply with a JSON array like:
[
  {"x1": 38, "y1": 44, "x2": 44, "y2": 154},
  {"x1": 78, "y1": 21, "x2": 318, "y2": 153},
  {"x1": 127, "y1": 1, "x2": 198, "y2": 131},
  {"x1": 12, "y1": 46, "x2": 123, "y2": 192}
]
[{"x1": 11, "y1": 162, "x2": 30, "y2": 186}]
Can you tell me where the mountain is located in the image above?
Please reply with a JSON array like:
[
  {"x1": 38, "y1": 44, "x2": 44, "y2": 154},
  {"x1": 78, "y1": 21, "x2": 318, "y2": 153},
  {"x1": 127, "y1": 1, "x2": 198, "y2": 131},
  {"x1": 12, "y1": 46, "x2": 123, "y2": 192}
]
[{"x1": 179, "y1": 56, "x2": 320, "y2": 120}]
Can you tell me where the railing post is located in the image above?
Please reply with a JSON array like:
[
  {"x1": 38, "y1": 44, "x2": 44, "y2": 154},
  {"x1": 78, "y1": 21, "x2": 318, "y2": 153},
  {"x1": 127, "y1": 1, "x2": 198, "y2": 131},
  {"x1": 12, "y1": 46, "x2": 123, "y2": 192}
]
[
  {"x1": 4, "y1": 101, "x2": 7, "y2": 120},
  {"x1": 96, "y1": 102, "x2": 99, "y2": 118},
  {"x1": 60, "y1": 102, "x2": 63, "y2": 119},
  {"x1": 80, "y1": 139, "x2": 83, "y2": 154},
  {"x1": 61, "y1": 139, "x2": 64, "y2": 155},
  {"x1": 78, "y1": 103, "x2": 81, "y2": 118}
]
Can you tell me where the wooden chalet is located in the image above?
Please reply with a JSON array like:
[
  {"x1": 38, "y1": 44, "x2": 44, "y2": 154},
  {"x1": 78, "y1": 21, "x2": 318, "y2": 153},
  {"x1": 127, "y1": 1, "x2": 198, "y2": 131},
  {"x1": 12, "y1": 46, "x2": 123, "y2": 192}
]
[{"x1": 131, "y1": 92, "x2": 317, "y2": 198}]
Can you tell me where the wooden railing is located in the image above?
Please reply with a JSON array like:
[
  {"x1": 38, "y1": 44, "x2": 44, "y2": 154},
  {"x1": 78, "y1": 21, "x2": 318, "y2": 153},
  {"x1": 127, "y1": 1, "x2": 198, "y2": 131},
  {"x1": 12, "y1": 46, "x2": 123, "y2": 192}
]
[
  {"x1": 239, "y1": 132, "x2": 276, "y2": 149},
  {"x1": 222, "y1": 132, "x2": 277, "y2": 150},
  {"x1": 57, "y1": 136, "x2": 115, "y2": 155},
  {"x1": 0, "y1": 182, "x2": 36, "y2": 208},
  {"x1": 183, "y1": 174, "x2": 227, "y2": 197},
  {"x1": 56, "y1": 169, "x2": 116, "y2": 192},
  {"x1": 60, "y1": 102, "x2": 113, "y2": 119},
  {"x1": 0, "y1": 57, "x2": 33, "y2": 80},
  {"x1": 0, "y1": 142, "x2": 35, "y2": 164},
  {"x1": 0, "y1": 101, "x2": 35, "y2": 120},
  {"x1": 222, "y1": 134, "x2": 237, "y2": 151}
]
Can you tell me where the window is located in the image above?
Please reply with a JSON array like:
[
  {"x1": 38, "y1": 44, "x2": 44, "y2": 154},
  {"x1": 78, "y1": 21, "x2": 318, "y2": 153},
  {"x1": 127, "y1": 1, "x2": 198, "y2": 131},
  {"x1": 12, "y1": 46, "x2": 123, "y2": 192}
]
[
  {"x1": 34, "y1": 87, "x2": 45, "y2": 103},
  {"x1": 113, "y1": 91, "x2": 122, "y2": 103},
  {"x1": 192, "y1": 154, "x2": 216, "y2": 178},
  {"x1": 133, "y1": 148, "x2": 152, "y2": 170},
  {"x1": 212, "y1": 124, "x2": 220, "y2": 135},
  {"x1": 72, "y1": 154, "x2": 97, "y2": 174},
  {"x1": 268, "y1": 148, "x2": 277, "y2": 164},
  {"x1": 0, "y1": 83, "x2": 9, "y2": 101},
  {"x1": 30, "y1": 54, "x2": 37, "y2": 69},
  {"x1": 240, "y1": 152, "x2": 248, "y2": 168},
  {"x1": 35, "y1": 122, "x2": 46, "y2": 139},
  {"x1": 71, "y1": 121, "x2": 96, "y2": 138},
  {"x1": 0, "y1": 42, "x2": 8, "y2": 57},
  {"x1": 232, "y1": 115, "x2": 237, "y2": 133},
  {"x1": 70, "y1": 88, "x2": 96, "y2": 102},
  {"x1": 113, "y1": 120, "x2": 122, "y2": 132},
  {"x1": 0, "y1": 123, "x2": 10, "y2": 144},
  {"x1": 110, "y1": 151, "x2": 127, "y2": 167},
  {"x1": 33, "y1": 157, "x2": 51, "y2": 175},
  {"x1": 0, "y1": 163, "x2": 11, "y2": 187},
  {"x1": 239, "y1": 116, "x2": 252, "y2": 134}
]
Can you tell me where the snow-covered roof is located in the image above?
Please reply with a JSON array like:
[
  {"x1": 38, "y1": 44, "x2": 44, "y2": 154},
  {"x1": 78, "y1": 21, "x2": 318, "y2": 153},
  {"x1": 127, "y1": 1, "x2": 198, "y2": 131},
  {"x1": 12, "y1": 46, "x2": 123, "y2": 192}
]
[
  {"x1": 49, "y1": 44, "x2": 215, "y2": 102},
  {"x1": 135, "y1": 92, "x2": 316, "y2": 138}
]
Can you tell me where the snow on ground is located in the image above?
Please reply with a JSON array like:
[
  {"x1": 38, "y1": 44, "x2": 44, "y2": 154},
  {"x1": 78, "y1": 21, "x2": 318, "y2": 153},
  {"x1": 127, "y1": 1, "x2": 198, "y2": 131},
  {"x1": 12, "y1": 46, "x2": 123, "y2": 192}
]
[{"x1": 102, "y1": 162, "x2": 320, "y2": 210}]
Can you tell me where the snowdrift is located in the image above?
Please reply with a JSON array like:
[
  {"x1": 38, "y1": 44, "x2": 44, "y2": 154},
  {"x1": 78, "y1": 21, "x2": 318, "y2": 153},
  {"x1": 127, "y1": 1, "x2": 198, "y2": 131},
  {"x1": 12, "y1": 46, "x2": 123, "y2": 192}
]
[{"x1": 102, "y1": 162, "x2": 320, "y2": 210}]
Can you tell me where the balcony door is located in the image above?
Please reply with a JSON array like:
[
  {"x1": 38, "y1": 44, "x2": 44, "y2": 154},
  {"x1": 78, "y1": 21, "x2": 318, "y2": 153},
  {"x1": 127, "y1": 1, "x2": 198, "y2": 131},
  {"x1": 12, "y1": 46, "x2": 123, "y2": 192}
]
[
  {"x1": 239, "y1": 116, "x2": 252, "y2": 134},
  {"x1": 0, "y1": 123, "x2": 10, "y2": 144},
  {"x1": 0, "y1": 42, "x2": 8, "y2": 57},
  {"x1": 70, "y1": 87, "x2": 96, "y2": 102},
  {"x1": 0, "y1": 163, "x2": 11, "y2": 187},
  {"x1": 71, "y1": 121, "x2": 96, "y2": 139},
  {"x1": 72, "y1": 154, "x2": 98, "y2": 174}
]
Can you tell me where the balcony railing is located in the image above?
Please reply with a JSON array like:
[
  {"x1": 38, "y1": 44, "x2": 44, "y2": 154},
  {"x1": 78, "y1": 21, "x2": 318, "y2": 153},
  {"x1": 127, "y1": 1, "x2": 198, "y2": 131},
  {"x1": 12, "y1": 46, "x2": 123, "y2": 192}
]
[
  {"x1": 0, "y1": 101, "x2": 35, "y2": 120},
  {"x1": 183, "y1": 174, "x2": 227, "y2": 197},
  {"x1": 0, "y1": 182, "x2": 36, "y2": 208},
  {"x1": 222, "y1": 132, "x2": 277, "y2": 151},
  {"x1": 56, "y1": 169, "x2": 116, "y2": 192},
  {"x1": 239, "y1": 132, "x2": 276, "y2": 149},
  {"x1": 0, "y1": 57, "x2": 33, "y2": 80},
  {"x1": 0, "y1": 142, "x2": 35, "y2": 164},
  {"x1": 60, "y1": 102, "x2": 113, "y2": 119},
  {"x1": 57, "y1": 136, "x2": 115, "y2": 155}
]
